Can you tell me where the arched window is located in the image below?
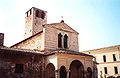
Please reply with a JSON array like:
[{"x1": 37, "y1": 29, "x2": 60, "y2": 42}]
[
  {"x1": 58, "y1": 33, "x2": 62, "y2": 48},
  {"x1": 64, "y1": 34, "x2": 68, "y2": 48},
  {"x1": 40, "y1": 11, "x2": 45, "y2": 19},
  {"x1": 36, "y1": 10, "x2": 39, "y2": 17}
]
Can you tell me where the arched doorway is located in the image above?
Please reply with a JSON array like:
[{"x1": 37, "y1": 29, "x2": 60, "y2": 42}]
[
  {"x1": 46, "y1": 63, "x2": 55, "y2": 78},
  {"x1": 60, "y1": 66, "x2": 67, "y2": 78},
  {"x1": 69, "y1": 60, "x2": 84, "y2": 78},
  {"x1": 87, "y1": 67, "x2": 92, "y2": 78}
]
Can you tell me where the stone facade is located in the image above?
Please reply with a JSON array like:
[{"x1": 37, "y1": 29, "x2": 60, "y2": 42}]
[{"x1": 83, "y1": 45, "x2": 120, "y2": 78}]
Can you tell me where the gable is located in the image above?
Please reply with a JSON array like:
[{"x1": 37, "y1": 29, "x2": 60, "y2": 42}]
[{"x1": 45, "y1": 22, "x2": 78, "y2": 34}]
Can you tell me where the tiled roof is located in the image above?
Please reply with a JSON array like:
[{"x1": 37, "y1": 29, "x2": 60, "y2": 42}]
[
  {"x1": 0, "y1": 46, "x2": 93, "y2": 57},
  {"x1": 44, "y1": 22, "x2": 78, "y2": 34},
  {"x1": 44, "y1": 48, "x2": 93, "y2": 57},
  {"x1": 0, "y1": 46, "x2": 44, "y2": 55},
  {"x1": 82, "y1": 44, "x2": 120, "y2": 52}
]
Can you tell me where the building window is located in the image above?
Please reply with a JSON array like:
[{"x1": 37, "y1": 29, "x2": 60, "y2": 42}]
[
  {"x1": 114, "y1": 67, "x2": 118, "y2": 74},
  {"x1": 58, "y1": 33, "x2": 62, "y2": 48},
  {"x1": 103, "y1": 55, "x2": 106, "y2": 62},
  {"x1": 30, "y1": 9, "x2": 32, "y2": 15},
  {"x1": 26, "y1": 12, "x2": 28, "y2": 17},
  {"x1": 113, "y1": 54, "x2": 117, "y2": 61},
  {"x1": 36, "y1": 10, "x2": 40, "y2": 17},
  {"x1": 104, "y1": 67, "x2": 108, "y2": 74},
  {"x1": 64, "y1": 34, "x2": 68, "y2": 48},
  {"x1": 41, "y1": 11, "x2": 45, "y2": 19},
  {"x1": 15, "y1": 64, "x2": 24, "y2": 73}
]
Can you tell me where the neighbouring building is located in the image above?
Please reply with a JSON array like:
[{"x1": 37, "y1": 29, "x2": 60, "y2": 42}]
[
  {"x1": 0, "y1": 7, "x2": 97, "y2": 78},
  {"x1": 83, "y1": 45, "x2": 120, "y2": 78}
]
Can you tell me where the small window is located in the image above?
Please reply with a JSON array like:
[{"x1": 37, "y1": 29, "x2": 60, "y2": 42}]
[
  {"x1": 26, "y1": 12, "x2": 28, "y2": 17},
  {"x1": 58, "y1": 33, "x2": 62, "y2": 48},
  {"x1": 64, "y1": 34, "x2": 68, "y2": 48},
  {"x1": 104, "y1": 67, "x2": 108, "y2": 74},
  {"x1": 15, "y1": 64, "x2": 24, "y2": 73},
  {"x1": 114, "y1": 67, "x2": 118, "y2": 74},
  {"x1": 30, "y1": 9, "x2": 32, "y2": 15},
  {"x1": 41, "y1": 11, "x2": 45, "y2": 19},
  {"x1": 103, "y1": 55, "x2": 106, "y2": 62},
  {"x1": 113, "y1": 54, "x2": 117, "y2": 61},
  {"x1": 36, "y1": 10, "x2": 40, "y2": 17}
]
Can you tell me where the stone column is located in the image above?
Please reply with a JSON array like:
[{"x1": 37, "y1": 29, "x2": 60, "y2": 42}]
[
  {"x1": 66, "y1": 69, "x2": 70, "y2": 78},
  {"x1": 84, "y1": 71, "x2": 88, "y2": 78},
  {"x1": 55, "y1": 69, "x2": 60, "y2": 78}
]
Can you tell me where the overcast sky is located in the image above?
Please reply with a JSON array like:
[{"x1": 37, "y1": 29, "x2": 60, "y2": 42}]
[{"x1": 0, "y1": 0, "x2": 120, "y2": 51}]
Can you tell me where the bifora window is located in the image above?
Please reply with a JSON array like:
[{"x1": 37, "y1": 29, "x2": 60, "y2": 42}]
[
  {"x1": 15, "y1": 64, "x2": 24, "y2": 73},
  {"x1": 113, "y1": 54, "x2": 117, "y2": 61},
  {"x1": 58, "y1": 33, "x2": 62, "y2": 48},
  {"x1": 64, "y1": 34, "x2": 68, "y2": 48},
  {"x1": 104, "y1": 67, "x2": 108, "y2": 74},
  {"x1": 103, "y1": 55, "x2": 106, "y2": 62}
]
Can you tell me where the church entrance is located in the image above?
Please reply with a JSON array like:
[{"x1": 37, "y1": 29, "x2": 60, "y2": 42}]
[
  {"x1": 60, "y1": 66, "x2": 67, "y2": 78},
  {"x1": 46, "y1": 63, "x2": 55, "y2": 78},
  {"x1": 87, "y1": 67, "x2": 92, "y2": 78},
  {"x1": 69, "y1": 60, "x2": 84, "y2": 78}
]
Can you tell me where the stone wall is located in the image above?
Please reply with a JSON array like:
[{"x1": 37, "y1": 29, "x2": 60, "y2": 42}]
[{"x1": 0, "y1": 53, "x2": 44, "y2": 78}]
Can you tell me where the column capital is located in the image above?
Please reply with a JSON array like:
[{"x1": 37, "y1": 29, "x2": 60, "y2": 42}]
[
  {"x1": 55, "y1": 69, "x2": 60, "y2": 78},
  {"x1": 66, "y1": 69, "x2": 70, "y2": 72},
  {"x1": 55, "y1": 69, "x2": 60, "y2": 73}
]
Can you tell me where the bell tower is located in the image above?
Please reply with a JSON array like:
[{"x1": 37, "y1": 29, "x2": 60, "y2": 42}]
[{"x1": 24, "y1": 7, "x2": 47, "y2": 39}]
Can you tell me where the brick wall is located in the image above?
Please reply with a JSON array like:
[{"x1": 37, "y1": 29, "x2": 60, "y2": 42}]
[
  {"x1": 24, "y1": 7, "x2": 47, "y2": 39},
  {"x1": 13, "y1": 32, "x2": 44, "y2": 51},
  {"x1": 44, "y1": 24, "x2": 79, "y2": 51}
]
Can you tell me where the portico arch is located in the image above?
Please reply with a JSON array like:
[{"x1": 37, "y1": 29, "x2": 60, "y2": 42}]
[
  {"x1": 87, "y1": 67, "x2": 92, "y2": 78},
  {"x1": 69, "y1": 60, "x2": 84, "y2": 78},
  {"x1": 60, "y1": 66, "x2": 67, "y2": 78},
  {"x1": 45, "y1": 63, "x2": 55, "y2": 78}
]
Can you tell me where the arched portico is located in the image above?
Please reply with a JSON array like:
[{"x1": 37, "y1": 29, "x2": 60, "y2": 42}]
[
  {"x1": 87, "y1": 67, "x2": 92, "y2": 78},
  {"x1": 45, "y1": 63, "x2": 55, "y2": 78},
  {"x1": 60, "y1": 66, "x2": 67, "y2": 78},
  {"x1": 69, "y1": 60, "x2": 84, "y2": 78}
]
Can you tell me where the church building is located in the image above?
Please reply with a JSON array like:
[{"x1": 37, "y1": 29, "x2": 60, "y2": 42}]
[{"x1": 0, "y1": 7, "x2": 97, "y2": 78}]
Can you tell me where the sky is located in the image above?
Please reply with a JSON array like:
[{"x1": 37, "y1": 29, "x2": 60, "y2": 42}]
[{"x1": 0, "y1": 0, "x2": 120, "y2": 51}]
